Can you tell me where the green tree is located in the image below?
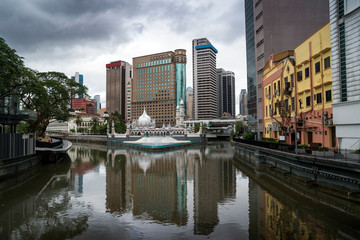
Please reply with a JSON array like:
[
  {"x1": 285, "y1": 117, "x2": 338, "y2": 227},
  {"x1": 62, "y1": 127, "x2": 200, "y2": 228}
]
[
  {"x1": 110, "y1": 111, "x2": 126, "y2": 134},
  {"x1": 0, "y1": 37, "x2": 27, "y2": 99},
  {"x1": 20, "y1": 71, "x2": 87, "y2": 136},
  {"x1": 90, "y1": 117, "x2": 99, "y2": 134},
  {"x1": 235, "y1": 121, "x2": 245, "y2": 136},
  {"x1": 75, "y1": 115, "x2": 83, "y2": 127},
  {"x1": 194, "y1": 123, "x2": 200, "y2": 133}
]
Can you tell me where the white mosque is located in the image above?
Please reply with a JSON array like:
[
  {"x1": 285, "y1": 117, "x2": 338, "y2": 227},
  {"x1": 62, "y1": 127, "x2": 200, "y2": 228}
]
[{"x1": 125, "y1": 100, "x2": 194, "y2": 136}]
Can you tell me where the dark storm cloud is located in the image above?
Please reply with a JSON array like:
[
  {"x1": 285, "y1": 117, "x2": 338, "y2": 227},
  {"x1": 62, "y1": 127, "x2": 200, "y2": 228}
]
[
  {"x1": 0, "y1": 0, "x2": 141, "y2": 52},
  {"x1": 0, "y1": 0, "x2": 244, "y2": 53}
]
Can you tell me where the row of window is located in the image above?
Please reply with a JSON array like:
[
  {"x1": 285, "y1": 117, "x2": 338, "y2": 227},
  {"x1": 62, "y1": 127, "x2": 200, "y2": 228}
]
[
  {"x1": 297, "y1": 56, "x2": 331, "y2": 81},
  {"x1": 137, "y1": 65, "x2": 173, "y2": 75},
  {"x1": 265, "y1": 90, "x2": 332, "y2": 117},
  {"x1": 137, "y1": 58, "x2": 171, "y2": 68}
]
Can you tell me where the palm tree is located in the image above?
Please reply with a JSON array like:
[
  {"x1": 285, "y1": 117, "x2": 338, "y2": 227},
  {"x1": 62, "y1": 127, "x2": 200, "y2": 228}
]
[{"x1": 90, "y1": 117, "x2": 99, "y2": 134}]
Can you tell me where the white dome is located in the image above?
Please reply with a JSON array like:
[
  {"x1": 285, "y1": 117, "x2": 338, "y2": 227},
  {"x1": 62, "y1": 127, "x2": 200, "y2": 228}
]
[
  {"x1": 138, "y1": 107, "x2": 151, "y2": 125},
  {"x1": 180, "y1": 99, "x2": 184, "y2": 105}
]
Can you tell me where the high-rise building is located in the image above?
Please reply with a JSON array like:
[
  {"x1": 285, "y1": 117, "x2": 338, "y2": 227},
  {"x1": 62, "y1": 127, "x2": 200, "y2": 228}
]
[
  {"x1": 329, "y1": 0, "x2": 360, "y2": 150},
  {"x1": 217, "y1": 69, "x2": 235, "y2": 118},
  {"x1": 71, "y1": 72, "x2": 84, "y2": 98},
  {"x1": 244, "y1": 0, "x2": 329, "y2": 139},
  {"x1": 193, "y1": 38, "x2": 218, "y2": 120},
  {"x1": 186, "y1": 87, "x2": 193, "y2": 120},
  {"x1": 106, "y1": 60, "x2": 132, "y2": 119},
  {"x1": 93, "y1": 95, "x2": 101, "y2": 113},
  {"x1": 131, "y1": 50, "x2": 186, "y2": 127},
  {"x1": 239, "y1": 89, "x2": 248, "y2": 115}
]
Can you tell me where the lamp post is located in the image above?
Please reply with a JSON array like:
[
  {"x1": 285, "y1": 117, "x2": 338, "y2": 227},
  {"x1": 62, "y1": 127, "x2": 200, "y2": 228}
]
[{"x1": 292, "y1": 113, "x2": 298, "y2": 155}]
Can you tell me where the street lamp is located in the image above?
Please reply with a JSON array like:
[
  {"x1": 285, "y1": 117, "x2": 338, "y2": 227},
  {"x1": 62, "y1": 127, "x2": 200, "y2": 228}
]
[{"x1": 291, "y1": 113, "x2": 298, "y2": 155}]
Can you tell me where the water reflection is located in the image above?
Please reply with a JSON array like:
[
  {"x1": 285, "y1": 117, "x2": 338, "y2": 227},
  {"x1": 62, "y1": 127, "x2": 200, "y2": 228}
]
[{"x1": 1, "y1": 142, "x2": 359, "y2": 239}]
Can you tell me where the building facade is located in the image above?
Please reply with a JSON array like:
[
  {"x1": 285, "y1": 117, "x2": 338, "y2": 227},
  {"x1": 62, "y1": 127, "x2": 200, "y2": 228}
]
[
  {"x1": 239, "y1": 89, "x2": 248, "y2": 115},
  {"x1": 71, "y1": 72, "x2": 84, "y2": 99},
  {"x1": 106, "y1": 60, "x2": 132, "y2": 120},
  {"x1": 217, "y1": 69, "x2": 235, "y2": 118},
  {"x1": 131, "y1": 50, "x2": 186, "y2": 127},
  {"x1": 262, "y1": 24, "x2": 335, "y2": 148},
  {"x1": 72, "y1": 98, "x2": 96, "y2": 114},
  {"x1": 186, "y1": 87, "x2": 194, "y2": 120},
  {"x1": 93, "y1": 95, "x2": 101, "y2": 112},
  {"x1": 193, "y1": 38, "x2": 218, "y2": 120},
  {"x1": 245, "y1": 0, "x2": 330, "y2": 139},
  {"x1": 329, "y1": 0, "x2": 360, "y2": 150}
]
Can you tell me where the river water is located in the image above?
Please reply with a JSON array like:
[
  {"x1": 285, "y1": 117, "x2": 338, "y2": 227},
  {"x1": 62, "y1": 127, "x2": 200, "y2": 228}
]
[{"x1": 1, "y1": 142, "x2": 359, "y2": 239}]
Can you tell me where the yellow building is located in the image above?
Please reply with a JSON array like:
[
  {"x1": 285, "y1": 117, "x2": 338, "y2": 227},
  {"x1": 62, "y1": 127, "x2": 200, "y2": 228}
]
[{"x1": 262, "y1": 23, "x2": 335, "y2": 148}]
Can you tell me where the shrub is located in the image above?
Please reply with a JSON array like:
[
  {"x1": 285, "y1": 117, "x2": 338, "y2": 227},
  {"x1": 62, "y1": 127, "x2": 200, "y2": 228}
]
[
  {"x1": 261, "y1": 137, "x2": 278, "y2": 143},
  {"x1": 351, "y1": 149, "x2": 360, "y2": 154},
  {"x1": 316, "y1": 147, "x2": 329, "y2": 152},
  {"x1": 298, "y1": 144, "x2": 308, "y2": 149},
  {"x1": 243, "y1": 132, "x2": 255, "y2": 140}
]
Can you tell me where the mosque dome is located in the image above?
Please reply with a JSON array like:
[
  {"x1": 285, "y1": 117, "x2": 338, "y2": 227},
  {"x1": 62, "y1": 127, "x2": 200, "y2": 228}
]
[{"x1": 138, "y1": 107, "x2": 151, "y2": 125}]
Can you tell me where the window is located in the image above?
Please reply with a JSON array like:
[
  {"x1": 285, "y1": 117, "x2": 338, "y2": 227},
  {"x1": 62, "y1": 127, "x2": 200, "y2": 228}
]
[
  {"x1": 255, "y1": 11, "x2": 263, "y2": 21},
  {"x1": 284, "y1": 77, "x2": 288, "y2": 85},
  {"x1": 299, "y1": 99, "x2": 302, "y2": 109},
  {"x1": 306, "y1": 96, "x2": 311, "y2": 106},
  {"x1": 326, "y1": 90, "x2": 332, "y2": 102},
  {"x1": 315, "y1": 62, "x2": 320, "y2": 73},
  {"x1": 277, "y1": 80, "x2": 280, "y2": 91},
  {"x1": 256, "y1": 25, "x2": 263, "y2": 34},
  {"x1": 297, "y1": 71, "x2": 303, "y2": 81},
  {"x1": 305, "y1": 67, "x2": 309, "y2": 78},
  {"x1": 315, "y1": 92, "x2": 322, "y2": 104},
  {"x1": 285, "y1": 99, "x2": 289, "y2": 112},
  {"x1": 290, "y1": 74, "x2": 294, "y2": 87},
  {"x1": 255, "y1": 0, "x2": 262, "y2": 8},
  {"x1": 324, "y1": 56, "x2": 331, "y2": 69},
  {"x1": 291, "y1": 98, "x2": 295, "y2": 111},
  {"x1": 268, "y1": 86, "x2": 271, "y2": 96},
  {"x1": 266, "y1": 106, "x2": 268, "y2": 117},
  {"x1": 256, "y1": 39, "x2": 264, "y2": 48},
  {"x1": 257, "y1": 53, "x2": 264, "y2": 61}
]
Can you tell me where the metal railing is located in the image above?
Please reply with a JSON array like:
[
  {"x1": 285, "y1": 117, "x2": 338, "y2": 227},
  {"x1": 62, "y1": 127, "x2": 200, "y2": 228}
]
[
  {"x1": 0, "y1": 133, "x2": 36, "y2": 160},
  {"x1": 233, "y1": 138, "x2": 360, "y2": 163}
]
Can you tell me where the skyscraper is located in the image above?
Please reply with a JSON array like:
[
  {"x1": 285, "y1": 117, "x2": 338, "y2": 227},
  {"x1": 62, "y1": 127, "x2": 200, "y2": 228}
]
[
  {"x1": 132, "y1": 50, "x2": 186, "y2": 127},
  {"x1": 193, "y1": 38, "x2": 218, "y2": 120},
  {"x1": 244, "y1": 0, "x2": 329, "y2": 139},
  {"x1": 217, "y1": 69, "x2": 235, "y2": 118},
  {"x1": 93, "y1": 95, "x2": 101, "y2": 112},
  {"x1": 186, "y1": 87, "x2": 194, "y2": 120},
  {"x1": 71, "y1": 72, "x2": 84, "y2": 98},
  {"x1": 329, "y1": 0, "x2": 360, "y2": 150},
  {"x1": 106, "y1": 60, "x2": 132, "y2": 118},
  {"x1": 239, "y1": 89, "x2": 248, "y2": 115}
]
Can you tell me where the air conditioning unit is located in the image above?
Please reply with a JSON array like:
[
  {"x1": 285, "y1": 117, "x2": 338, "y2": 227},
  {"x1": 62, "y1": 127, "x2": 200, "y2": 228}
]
[
  {"x1": 325, "y1": 119, "x2": 333, "y2": 125},
  {"x1": 276, "y1": 90, "x2": 280, "y2": 96},
  {"x1": 266, "y1": 94, "x2": 270, "y2": 99}
]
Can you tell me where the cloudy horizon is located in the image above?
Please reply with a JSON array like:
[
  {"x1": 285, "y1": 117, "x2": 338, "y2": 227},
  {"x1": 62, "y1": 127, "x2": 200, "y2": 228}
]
[{"x1": 1, "y1": 0, "x2": 247, "y2": 114}]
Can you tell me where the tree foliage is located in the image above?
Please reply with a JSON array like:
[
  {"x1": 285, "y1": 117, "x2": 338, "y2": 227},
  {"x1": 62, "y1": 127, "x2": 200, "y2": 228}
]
[
  {"x1": 235, "y1": 121, "x2": 245, "y2": 136},
  {"x1": 20, "y1": 71, "x2": 87, "y2": 136},
  {"x1": 110, "y1": 111, "x2": 126, "y2": 134},
  {"x1": 0, "y1": 37, "x2": 26, "y2": 99},
  {"x1": 90, "y1": 117, "x2": 99, "y2": 134}
]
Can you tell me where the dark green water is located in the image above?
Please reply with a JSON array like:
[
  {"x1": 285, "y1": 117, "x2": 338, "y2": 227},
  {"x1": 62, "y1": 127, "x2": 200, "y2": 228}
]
[{"x1": 1, "y1": 142, "x2": 359, "y2": 239}]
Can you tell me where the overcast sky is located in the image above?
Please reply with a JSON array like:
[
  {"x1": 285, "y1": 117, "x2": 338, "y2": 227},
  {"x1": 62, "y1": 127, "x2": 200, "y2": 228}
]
[{"x1": 1, "y1": 0, "x2": 246, "y2": 114}]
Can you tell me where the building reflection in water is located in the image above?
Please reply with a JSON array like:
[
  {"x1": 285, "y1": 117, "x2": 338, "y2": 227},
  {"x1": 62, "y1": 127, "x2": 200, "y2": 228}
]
[
  {"x1": 105, "y1": 142, "x2": 236, "y2": 234},
  {"x1": 194, "y1": 143, "x2": 236, "y2": 235}
]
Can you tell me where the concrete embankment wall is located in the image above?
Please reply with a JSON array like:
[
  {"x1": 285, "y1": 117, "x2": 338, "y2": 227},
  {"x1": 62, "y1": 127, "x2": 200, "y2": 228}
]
[
  {"x1": 233, "y1": 141, "x2": 360, "y2": 201},
  {"x1": 0, "y1": 154, "x2": 40, "y2": 181}
]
